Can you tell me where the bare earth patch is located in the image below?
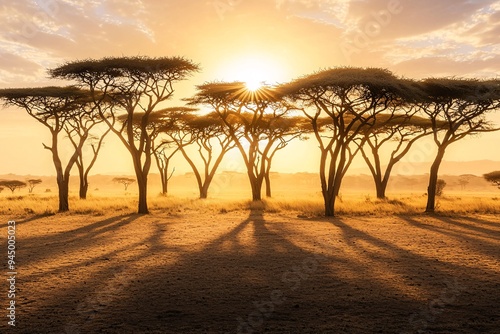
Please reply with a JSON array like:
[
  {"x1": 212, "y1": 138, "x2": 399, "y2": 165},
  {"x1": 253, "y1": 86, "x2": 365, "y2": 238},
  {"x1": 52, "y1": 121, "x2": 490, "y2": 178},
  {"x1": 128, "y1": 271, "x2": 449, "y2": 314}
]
[{"x1": 1, "y1": 211, "x2": 499, "y2": 333}]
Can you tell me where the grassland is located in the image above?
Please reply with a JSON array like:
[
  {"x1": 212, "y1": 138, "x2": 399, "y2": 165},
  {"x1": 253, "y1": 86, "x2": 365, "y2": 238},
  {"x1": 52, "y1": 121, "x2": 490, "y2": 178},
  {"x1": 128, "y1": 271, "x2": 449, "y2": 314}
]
[
  {"x1": 0, "y1": 205, "x2": 499, "y2": 333},
  {"x1": 1, "y1": 191, "x2": 499, "y2": 217},
  {"x1": 0, "y1": 180, "x2": 499, "y2": 333}
]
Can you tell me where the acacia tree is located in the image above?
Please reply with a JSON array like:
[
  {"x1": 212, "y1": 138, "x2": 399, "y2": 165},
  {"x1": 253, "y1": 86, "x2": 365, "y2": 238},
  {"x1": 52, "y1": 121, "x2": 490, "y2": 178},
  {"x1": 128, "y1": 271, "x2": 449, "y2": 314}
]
[
  {"x1": 256, "y1": 114, "x2": 309, "y2": 197},
  {"x1": 51, "y1": 57, "x2": 199, "y2": 214},
  {"x1": 167, "y1": 111, "x2": 235, "y2": 199},
  {"x1": 0, "y1": 180, "x2": 27, "y2": 194},
  {"x1": 0, "y1": 87, "x2": 96, "y2": 212},
  {"x1": 280, "y1": 68, "x2": 411, "y2": 216},
  {"x1": 189, "y1": 82, "x2": 297, "y2": 201},
  {"x1": 113, "y1": 177, "x2": 135, "y2": 191},
  {"x1": 436, "y1": 179, "x2": 446, "y2": 196},
  {"x1": 155, "y1": 145, "x2": 177, "y2": 196},
  {"x1": 458, "y1": 174, "x2": 473, "y2": 190},
  {"x1": 151, "y1": 107, "x2": 198, "y2": 196},
  {"x1": 418, "y1": 78, "x2": 500, "y2": 213},
  {"x1": 355, "y1": 111, "x2": 434, "y2": 199},
  {"x1": 65, "y1": 103, "x2": 111, "y2": 199},
  {"x1": 484, "y1": 171, "x2": 500, "y2": 189},
  {"x1": 119, "y1": 107, "x2": 196, "y2": 196},
  {"x1": 27, "y1": 179, "x2": 42, "y2": 193}
]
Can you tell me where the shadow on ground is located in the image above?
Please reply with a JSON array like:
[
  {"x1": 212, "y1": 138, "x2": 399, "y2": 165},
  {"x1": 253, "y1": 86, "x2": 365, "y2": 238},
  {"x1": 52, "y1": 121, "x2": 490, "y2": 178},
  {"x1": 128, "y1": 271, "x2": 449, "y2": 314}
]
[{"x1": 5, "y1": 211, "x2": 500, "y2": 334}]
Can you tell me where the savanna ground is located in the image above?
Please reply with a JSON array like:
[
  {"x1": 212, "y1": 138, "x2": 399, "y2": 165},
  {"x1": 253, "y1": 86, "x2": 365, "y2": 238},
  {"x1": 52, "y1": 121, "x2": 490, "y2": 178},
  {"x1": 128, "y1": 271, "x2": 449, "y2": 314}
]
[{"x1": 1, "y1": 191, "x2": 499, "y2": 334}]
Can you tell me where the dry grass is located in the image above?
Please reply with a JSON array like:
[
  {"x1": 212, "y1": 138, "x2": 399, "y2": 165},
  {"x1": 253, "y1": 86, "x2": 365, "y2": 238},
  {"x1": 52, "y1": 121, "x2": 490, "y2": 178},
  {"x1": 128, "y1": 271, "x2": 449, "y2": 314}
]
[{"x1": 1, "y1": 191, "x2": 500, "y2": 217}]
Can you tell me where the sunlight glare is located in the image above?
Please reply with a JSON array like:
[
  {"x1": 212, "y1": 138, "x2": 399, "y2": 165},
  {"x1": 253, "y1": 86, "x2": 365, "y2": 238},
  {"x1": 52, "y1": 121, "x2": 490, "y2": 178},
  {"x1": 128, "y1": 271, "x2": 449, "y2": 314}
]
[{"x1": 217, "y1": 54, "x2": 287, "y2": 90}]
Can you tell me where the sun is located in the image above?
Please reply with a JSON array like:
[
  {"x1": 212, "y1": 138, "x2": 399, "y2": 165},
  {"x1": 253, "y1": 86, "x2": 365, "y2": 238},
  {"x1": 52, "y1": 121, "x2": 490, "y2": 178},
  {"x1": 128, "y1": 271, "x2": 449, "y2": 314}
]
[
  {"x1": 216, "y1": 54, "x2": 287, "y2": 90},
  {"x1": 245, "y1": 78, "x2": 264, "y2": 91}
]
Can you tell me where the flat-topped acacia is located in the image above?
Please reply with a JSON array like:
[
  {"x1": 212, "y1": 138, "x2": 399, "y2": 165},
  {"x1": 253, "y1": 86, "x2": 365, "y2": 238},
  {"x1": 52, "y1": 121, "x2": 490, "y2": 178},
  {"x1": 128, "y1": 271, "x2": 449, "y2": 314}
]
[
  {"x1": 0, "y1": 86, "x2": 90, "y2": 99},
  {"x1": 191, "y1": 81, "x2": 280, "y2": 104},
  {"x1": 279, "y1": 67, "x2": 418, "y2": 101},
  {"x1": 50, "y1": 56, "x2": 200, "y2": 214},
  {"x1": 49, "y1": 56, "x2": 199, "y2": 80}
]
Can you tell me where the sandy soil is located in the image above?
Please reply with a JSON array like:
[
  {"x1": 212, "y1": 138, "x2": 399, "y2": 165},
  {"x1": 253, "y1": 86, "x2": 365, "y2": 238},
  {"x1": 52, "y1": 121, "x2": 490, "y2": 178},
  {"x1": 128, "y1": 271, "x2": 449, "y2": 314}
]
[{"x1": 1, "y1": 210, "x2": 499, "y2": 334}]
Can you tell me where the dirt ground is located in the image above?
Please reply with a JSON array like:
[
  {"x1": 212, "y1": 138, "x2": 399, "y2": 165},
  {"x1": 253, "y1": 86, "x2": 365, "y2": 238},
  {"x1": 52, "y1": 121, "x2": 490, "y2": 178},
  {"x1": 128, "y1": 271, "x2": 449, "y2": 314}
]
[{"x1": 1, "y1": 210, "x2": 499, "y2": 334}]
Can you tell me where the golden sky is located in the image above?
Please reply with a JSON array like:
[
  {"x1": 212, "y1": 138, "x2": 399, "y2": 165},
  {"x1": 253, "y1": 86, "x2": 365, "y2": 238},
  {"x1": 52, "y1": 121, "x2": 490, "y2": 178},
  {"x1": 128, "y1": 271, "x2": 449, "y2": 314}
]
[{"x1": 0, "y1": 0, "x2": 499, "y2": 175}]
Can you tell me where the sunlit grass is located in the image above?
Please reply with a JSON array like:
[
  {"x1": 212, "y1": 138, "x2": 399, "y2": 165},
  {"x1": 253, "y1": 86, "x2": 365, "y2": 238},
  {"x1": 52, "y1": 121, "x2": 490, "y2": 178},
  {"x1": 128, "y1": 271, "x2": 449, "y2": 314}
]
[{"x1": 1, "y1": 192, "x2": 499, "y2": 217}]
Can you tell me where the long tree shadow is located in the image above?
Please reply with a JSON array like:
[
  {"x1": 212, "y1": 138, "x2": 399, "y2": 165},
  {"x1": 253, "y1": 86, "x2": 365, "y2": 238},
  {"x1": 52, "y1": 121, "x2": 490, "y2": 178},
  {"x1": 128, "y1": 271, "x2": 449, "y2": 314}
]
[
  {"x1": 399, "y1": 214, "x2": 500, "y2": 260},
  {"x1": 11, "y1": 212, "x2": 500, "y2": 334},
  {"x1": 112, "y1": 209, "x2": 341, "y2": 333},
  {"x1": 15, "y1": 209, "x2": 345, "y2": 333}
]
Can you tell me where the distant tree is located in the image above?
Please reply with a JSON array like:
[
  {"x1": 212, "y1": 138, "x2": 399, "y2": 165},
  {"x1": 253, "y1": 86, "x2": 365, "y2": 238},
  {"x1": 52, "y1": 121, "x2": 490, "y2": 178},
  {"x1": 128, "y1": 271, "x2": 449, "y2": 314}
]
[
  {"x1": 190, "y1": 82, "x2": 300, "y2": 201},
  {"x1": 150, "y1": 108, "x2": 195, "y2": 196},
  {"x1": 167, "y1": 111, "x2": 236, "y2": 199},
  {"x1": 27, "y1": 179, "x2": 42, "y2": 193},
  {"x1": 255, "y1": 114, "x2": 309, "y2": 198},
  {"x1": 113, "y1": 177, "x2": 135, "y2": 191},
  {"x1": 64, "y1": 98, "x2": 112, "y2": 200},
  {"x1": 0, "y1": 180, "x2": 27, "y2": 194},
  {"x1": 50, "y1": 56, "x2": 200, "y2": 214},
  {"x1": 418, "y1": 78, "x2": 500, "y2": 212},
  {"x1": 280, "y1": 68, "x2": 412, "y2": 216},
  {"x1": 458, "y1": 174, "x2": 473, "y2": 190},
  {"x1": 436, "y1": 179, "x2": 446, "y2": 197},
  {"x1": 118, "y1": 107, "x2": 196, "y2": 196},
  {"x1": 483, "y1": 171, "x2": 500, "y2": 189},
  {"x1": 354, "y1": 83, "x2": 432, "y2": 199},
  {"x1": 0, "y1": 87, "x2": 97, "y2": 212},
  {"x1": 154, "y1": 145, "x2": 178, "y2": 196}
]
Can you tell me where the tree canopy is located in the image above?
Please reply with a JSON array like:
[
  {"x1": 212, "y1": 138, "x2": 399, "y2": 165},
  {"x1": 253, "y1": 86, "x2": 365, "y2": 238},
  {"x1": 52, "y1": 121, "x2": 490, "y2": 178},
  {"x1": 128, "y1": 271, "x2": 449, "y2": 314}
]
[
  {"x1": 484, "y1": 171, "x2": 500, "y2": 189},
  {"x1": 49, "y1": 56, "x2": 200, "y2": 81},
  {"x1": 0, "y1": 180, "x2": 27, "y2": 193}
]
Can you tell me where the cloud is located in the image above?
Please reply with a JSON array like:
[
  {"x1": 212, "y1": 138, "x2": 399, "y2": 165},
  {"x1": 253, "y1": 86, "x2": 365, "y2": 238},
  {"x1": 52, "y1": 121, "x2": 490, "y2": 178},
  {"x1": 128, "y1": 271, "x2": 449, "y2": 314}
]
[
  {"x1": 391, "y1": 55, "x2": 500, "y2": 78},
  {"x1": 0, "y1": 0, "x2": 498, "y2": 88},
  {"x1": 0, "y1": 53, "x2": 41, "y2": 73}
]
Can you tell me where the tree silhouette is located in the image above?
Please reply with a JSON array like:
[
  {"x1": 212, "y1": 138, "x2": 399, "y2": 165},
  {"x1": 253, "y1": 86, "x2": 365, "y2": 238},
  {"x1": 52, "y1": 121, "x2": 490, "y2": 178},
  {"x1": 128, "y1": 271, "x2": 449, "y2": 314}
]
[
  {"x1": 113, "y1": 177, "x2": 135, "y2": 191},
  {"x1": 484, "y1": 171, "x2": 500, "y2": 189},
  {"x1": 436, "y1": 179, "x2": 446, "y2": 197},
  {"x1": 458, "y1": 174, "x2": 473, "y2": 190},
  {"x1": 356, "y1": 111, "x2": 434, "y2": 199},
  {"x1": 0, "y1": 180, "x2": 27, "y2": 194},
  {"x1": 190, "y1": 82, "x2": 298, "y2": 201},
  {"x1": 27, "y1": 179, "x2": 42, "y2": 193},
  {"x1": 0, "y1": 87, "x2": 97, "y2": 212},
  {"x1": 51, "y1": 57, "x2": 200, "y2": 214},
  {"x1": 280, "y1": 68, "x2": 411, "y2": 216},
  {"x1": 64, "y1": 101, "x2": 112, "y2": 199},
  {"x1": 167, "y1": 111, "x2": 235, "y2": 199},
  {"x1": 119, "y1": 107, "x2": 196, "y2": 196},
  {"x1": 254, "y1": 114, "x2": 309, "y2": 197},
  {"x1": 418, "y1": 78, "x2": 500, "y2": 212}
]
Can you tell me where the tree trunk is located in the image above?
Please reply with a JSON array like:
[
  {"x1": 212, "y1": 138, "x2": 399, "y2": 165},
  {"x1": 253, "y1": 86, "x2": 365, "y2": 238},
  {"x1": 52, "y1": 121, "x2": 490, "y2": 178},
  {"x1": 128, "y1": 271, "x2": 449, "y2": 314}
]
[
  {"x1": 323, "y1": 190, "x2": 335, "y2": 217},
  {"x1": 375, "y1": 184, "x2": 386, "y2": 199},
  {"x1": 426, "y1": 147, "x2": 446, "y2": 213},
  {"x1": 199, "y1": 184, "x2": 209, "y2": 199},
  {"x1": 249, "y1": 173, "x2": 263, "y2": 201},
  {"x1": 374, "y1": 178, "x2": 389, "y2": 199},
  {"x1": 136, "y1": 172, "x2": 149, "y2": 214},
  {"x1": 161, "y1": 176, "x2": 168, "y2": 195},
  {"x1": 79, "y1": 181, "x2": 88, "y2": 200},
  {"x1": 57, "y1": 175, "x2": 70, "y2": 212},
  {"x1": 264, "y1": 173, "x2": 272, "y2": 198},
  {"x1": 78, "y1": 166, "x2": 88, "y2": 199},
  {"x1": 160, "y1": 165, "x2": 169, "y2": 196}
]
